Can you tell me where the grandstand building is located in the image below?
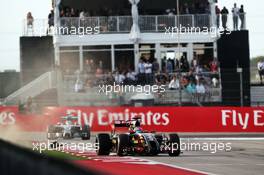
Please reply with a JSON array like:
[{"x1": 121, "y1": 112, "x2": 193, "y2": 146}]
[{"x1": 6, "y1": 0, "x2": 252, "y2": 107}]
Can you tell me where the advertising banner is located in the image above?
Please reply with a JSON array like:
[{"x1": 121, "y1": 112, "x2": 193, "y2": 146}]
[{"x1": 0, "y1": 106, "x2": 263, "y2": 132}]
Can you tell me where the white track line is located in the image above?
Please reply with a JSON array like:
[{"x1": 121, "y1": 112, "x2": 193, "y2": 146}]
[
  {"x1": 128, "y1": 156, "x2": 217, "y2": 175},
  {"x1": 180, "y1": 137, "x2": 264, "y2": 141}
]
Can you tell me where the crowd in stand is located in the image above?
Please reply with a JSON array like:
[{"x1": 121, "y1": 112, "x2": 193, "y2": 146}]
[
  {"x1": 71, "y1": 56, "x2": 219, "y2": 102},
  {"x1": 58, "y1": 0, "x2": 210, "y2": 18}
]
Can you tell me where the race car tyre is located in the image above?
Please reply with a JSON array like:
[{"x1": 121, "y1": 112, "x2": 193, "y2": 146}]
[
  {"x1": 117, "y1": 134, "x2": 130, "y2": 156},
  {"x1": 63, "y1": 133, "x2": 72, "y2": 139},
  {"x1": 47, "y1": 125, "x2": 56, "y2": 133},
  {"x1": 47, "y1": 125, "x2": 57, "y2": 140},
  {"x1": 47, "y1": 133, "x2": 56, "y2": 140},
  {"x1": 96, "y1": 134, "x2": 111, "y2": 155},
  {"x1": 149, "y1": 141, "x2": 160, "y2": 156},
  {"x1": 168, "y1": 133, "x2": 181, "y2": 157},
  {"x1": 81, "y1": 125, "x2": 91, "y2": 140},
  {"x1": 154, "y1": 134, "x2": 163, "y2": 145}
]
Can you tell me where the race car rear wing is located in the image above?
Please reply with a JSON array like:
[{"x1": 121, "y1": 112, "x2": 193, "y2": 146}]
[{"x1": 113, "y1": 120, "x2": 130, "y2": 128}]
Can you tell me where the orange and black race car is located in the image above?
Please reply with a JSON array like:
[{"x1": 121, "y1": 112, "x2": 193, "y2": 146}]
[{"x1": 95, "y1": 117, "x2": 181, "y2": 156}]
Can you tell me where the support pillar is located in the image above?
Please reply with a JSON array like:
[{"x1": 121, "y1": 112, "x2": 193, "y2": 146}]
[
  {"x1": 187, "y1": 43, "x2": 194, "y2": 63},
  {"x1": 79, "y1": 46, "x2": 83, "y2": 71},
  {"x1": 54, "y1": 44, "x2": 60, "y2": 66},
  {"x1": 134, "y1": 44, "x2": 140, "y2": 72},
  {"x1": 111, "y1": 45, "x2": 115, "y2": 71},
  {"x1": 155, "y1": 43, "x2": 161, "y2": 71}
]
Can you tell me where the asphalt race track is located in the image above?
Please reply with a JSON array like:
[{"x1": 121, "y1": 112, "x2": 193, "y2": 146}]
[
  {"x1": 49, "y1": 136, "x2": 264, "y2": 175},
  {"x1": 14, "y1": 133, "x2": 264, "y2": 175}
]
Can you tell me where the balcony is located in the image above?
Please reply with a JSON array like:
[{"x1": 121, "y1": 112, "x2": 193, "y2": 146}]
[
  {"x1": 58, "y1": 14, "x2": 211, "y2": 34},
  {"x1": 22, "y1": 14, "x2": 211, "y2": 36}
]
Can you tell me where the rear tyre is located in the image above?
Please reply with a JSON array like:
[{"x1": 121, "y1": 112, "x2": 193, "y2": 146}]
[
  {"x1": 155, "y1": 134, "x2": 163, "y2": 145},
  {"x1": 81, "y1": 125, "x2": 91, "y2": 140},
  {"x1": 47, "y1": 125, "x2": 57, "y2": 140},
  {"x1": 96, "y1": 134, "x2": 111, "y2": 155},
  {"x1": 117, "y1": 134, "x2": 130, "y2": 156},
  {"x1": 168, "y1": 133, "x2": 181, "y2": 157}
]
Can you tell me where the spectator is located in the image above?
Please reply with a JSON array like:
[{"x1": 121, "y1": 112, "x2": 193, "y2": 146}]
[
  {"x1": 114, "y1": 71, "x2": 126, "y2": 84},
  {"x1": 210, "y1": 58, "x2": 219, "y2": 73},
  {"x1": 175, "y1": 59, "x2": 180, "y2": 71},
  {"x1": 60, "y1": 9, "x2": 65, "y2": 17},
  {"x1": 191, "y1": 57, "x2": 198, "y2": 71},
  {"x1": 196, "y1": 81, "x2": 206, "y2": 102},
  {"x1": 212, "y1": 77, "x2": 219, "y2": 87},
  {"x1": 186, "y1": 81, "x2": 196, "y2": 94},
  {"x1": 155, "y1": 71, "x2": 168, "y2": 85},
  {"x1": 166, "y1": 59, "x2": 173, "y2": 74},
  {"x1": 90, "y1": 59, "x2": 96, "y2": 73},
  {"x1": 232, "y1": 3, "x2": 239, "y2": 31},
  {"x1": 221, "y1": 7, "x2": 229, "y2": 29},
  {"x1": 27, "y1": 12, "x2": 34, "y2": 26},
  {"x1": 126, "y1": 69, "x2": 137, "y2": 85},
  {"x1": 186, "y1": 70, "x2": 196, "y2": 83},
  {"x1": 215, "y1": 5, "x2": 221, "y2": 28},
  {"x1": 84, "y1": 59, "x2": 92, "y2": 74},
  {"x1": 257, "y1": 60, "x2": 264, "y2": 84},
  {"x1": 182, "y1": 3, "x2": 190, "y2": 14},
  {"x1": 138, "y1": 59, "x2": 145, "y2": 85},
  {"x1": 239, "y1": 5, "x2": 245, "y2": 30},
  {"x1": 18, "y1": 100, "x2": 25, "y2": 114},
  {"x1": 48, "y1": 10, "x2": 54, "y2": 34},
  {"x1": 26, "y1": 96, "x2": 33, "y2": 113},
  {"x1": 98, "y1": 60, "x2": 103, "y2": 69},
  {"x1": 26, "y1": 12, "x2": 34, "y2": 34},
  {"x1": 169, "y1": 76, "x2": 180, "y2": 90},
  {"x1": 70, "y1": 8, "x2": 76, "y2": 17},
  {"x1": 144, "y1": 60, "x2": 153, "y2": 85},
  {"x1": 74, "y1": 78, "x2": 84, "y2": 92},
  {"x1": 105, "y1": 71, "x2": 115, "y2": 85},
  {"x1": 152, "y1": 59, "x2": 160, "y2": 73},
  {"x1": 179, "y1": 56, "x2": 187, "y2": 72}
]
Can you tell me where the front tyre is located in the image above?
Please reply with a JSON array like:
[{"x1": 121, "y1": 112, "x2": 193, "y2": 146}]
[
  {"x1": 96, "y1": 134, "x2": 111, "y2": 155},
  {"x1": 168, "y1": 133, "x2": 181, "y2": 157},
  {"x1": 117, "y1": 134, "x2": 130, "y2": 156}
]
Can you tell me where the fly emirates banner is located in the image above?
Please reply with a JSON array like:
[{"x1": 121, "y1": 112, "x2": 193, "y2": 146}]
[{"x1": 0, "y1": 106, "x2": 263, "y2": 132}]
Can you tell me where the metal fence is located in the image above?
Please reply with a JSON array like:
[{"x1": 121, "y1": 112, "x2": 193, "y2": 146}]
[
  {"x1": 22, "y1": 13, "x2": 247, "y2": 36},
  {"x1": 59, "y1": 14, "x2": 211, "y2": 34},
  {"x1": 22, "y1": 14, "x2": 211, "y2": 36}
]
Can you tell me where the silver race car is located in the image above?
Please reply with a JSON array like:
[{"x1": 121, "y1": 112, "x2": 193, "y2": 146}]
[{"x1": 47, "y1": 115, "x2": 90, "y2": 140}]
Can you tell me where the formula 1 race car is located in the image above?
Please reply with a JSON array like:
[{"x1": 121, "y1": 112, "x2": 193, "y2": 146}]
[
  {"x1": 47, "y1": 115, "x2": 90, "y2": 140},
  {"x1": 96, "y1": 118, "x2": 180, "y2": 156}
]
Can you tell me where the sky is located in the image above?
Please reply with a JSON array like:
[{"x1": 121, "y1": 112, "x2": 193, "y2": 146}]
[{"x1": 0, "y1": 0, "x2": 263, "y2": 71}]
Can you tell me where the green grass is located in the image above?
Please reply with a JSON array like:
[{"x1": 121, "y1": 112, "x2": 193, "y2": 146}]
[{"x1": 40, "y1": 150, "x2": 87, "y2": 160}]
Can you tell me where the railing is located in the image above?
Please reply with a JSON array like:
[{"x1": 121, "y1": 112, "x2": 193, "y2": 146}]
[
  {"x1": 59, "y1": 14, "x2": 211, "y2": 34},
  {"x1": 251, "y1": 86, "x2": 264, "y2": 107},
  {"x1": 22, "y1": 14, "x2": 211, "y2": 36},
  {"x1": 4, "y1": 71, "x2": 57, "y2": 105},
  {"x1": 216, "y1": 13, "x2": 247, "y2": 31},
  {"x1": 22, "y1": 19, "x2": 49, "y2": 36},
  {"x1": 22, "y1": 13, "x2": 247, "y2": 36}
]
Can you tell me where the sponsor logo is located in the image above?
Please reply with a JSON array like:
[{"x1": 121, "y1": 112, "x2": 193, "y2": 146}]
[
  {"x1": 221, "y1": 110, "x2": 264, "y2": 129},
  {"x1": 65, "y1": 108, "x2": 170, "y2": 127},
  {"x1": 0, "y1": 111, "x2": 16, "y2": 125}
]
